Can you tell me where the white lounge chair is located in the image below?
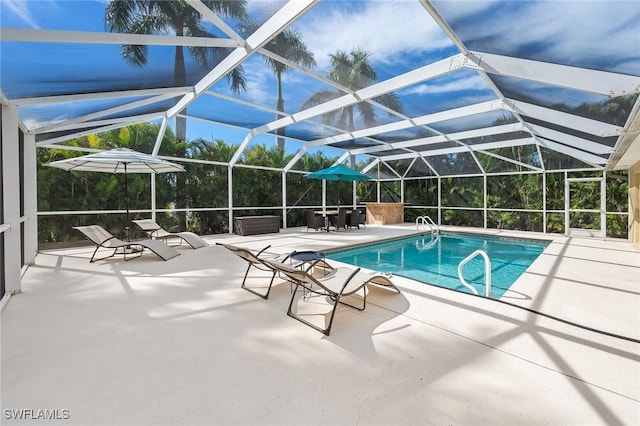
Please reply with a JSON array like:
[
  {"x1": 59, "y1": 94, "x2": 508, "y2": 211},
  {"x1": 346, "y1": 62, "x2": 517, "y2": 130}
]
[
  {"x1": 132, "y1": 219, "x2": 208, "y2": 249},
  {"x1": 263, "y1": 259, "x2": 400, "y2": 336},
  {"x1": 216, "y1": 242, "x2": 331, "y2": 299},
  {"x1": 74, "y1": 225, "x2": 180, "y2": 262}
]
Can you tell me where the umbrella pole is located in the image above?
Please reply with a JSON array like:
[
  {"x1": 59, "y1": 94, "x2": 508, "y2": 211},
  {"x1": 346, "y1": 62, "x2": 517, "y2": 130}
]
[{"x1": 124, "y1": 163, "x2": 131, "y2": 242}]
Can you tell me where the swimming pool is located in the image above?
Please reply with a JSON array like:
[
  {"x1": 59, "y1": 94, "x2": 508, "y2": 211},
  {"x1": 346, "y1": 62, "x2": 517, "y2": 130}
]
[{"x1": 325, "y1": 232, "x2": 550, "y2": 299}]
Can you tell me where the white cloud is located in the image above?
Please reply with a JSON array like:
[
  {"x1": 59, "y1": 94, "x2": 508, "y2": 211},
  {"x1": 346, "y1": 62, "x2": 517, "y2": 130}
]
[
  {"x1": 403, "y1": 73, "x2": 487, "y2": 95},
  {"x1": 436, "y1": 1, "x2": 640, "y2": 73},
  {"x1": 3, "y1": 0, "x2": 41, "y2": 28},
  {"x1": 297, "y1": 1, "x2": 454, "y2": 71},
  {"x1": 239, "y1": 59, "x2": 275, "y2": 106},
  {"x1": 525, "y1": 2, "x2": 640, "y2": 67}
]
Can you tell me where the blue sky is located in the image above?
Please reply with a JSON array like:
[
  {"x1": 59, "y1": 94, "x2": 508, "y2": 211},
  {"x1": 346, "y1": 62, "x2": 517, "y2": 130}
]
[{"x1": 1, "y1": 0, "x2": 639, "y2": 158}]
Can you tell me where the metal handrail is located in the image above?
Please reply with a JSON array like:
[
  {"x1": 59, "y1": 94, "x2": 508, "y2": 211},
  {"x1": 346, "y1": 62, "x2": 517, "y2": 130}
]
[
  {"x1": 458, "y1": 250, "x2": 492, "y2": 297},
  {"x1": 423, "y1": 215, "x2": 437, "y2": 229},
  {"x1": 415, "y1": 215, "x2": 438, "y2": 233}
]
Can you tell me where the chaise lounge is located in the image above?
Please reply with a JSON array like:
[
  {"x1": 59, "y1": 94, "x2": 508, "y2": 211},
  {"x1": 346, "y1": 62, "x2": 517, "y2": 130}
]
[
  {"x1": 74, "y1": 225, "x2": 180, "y2": 262},
  {"x1": 132, "y1": 219, "x2": 208, "y2": 249},
  {"x1": 263, "y1": 259, "x2": 400, "y2": 336},
  {"x1": 216, "y1": 242, "x2": 332, "y2": 299}
]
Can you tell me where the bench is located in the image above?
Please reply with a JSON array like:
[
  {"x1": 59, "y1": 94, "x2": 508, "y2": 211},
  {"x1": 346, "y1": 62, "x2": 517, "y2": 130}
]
[{"x1": 234, "y1": 215, "x2": 281, "y2": 236}]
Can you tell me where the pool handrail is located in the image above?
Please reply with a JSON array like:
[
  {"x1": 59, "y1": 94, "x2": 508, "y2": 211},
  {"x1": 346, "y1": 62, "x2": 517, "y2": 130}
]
[
  {"x1": 458, "y1": 250, "x2": 492, "y2": 298},
  {"x1": 415, "y1": 216, "x2": 438, "y2": 233}
]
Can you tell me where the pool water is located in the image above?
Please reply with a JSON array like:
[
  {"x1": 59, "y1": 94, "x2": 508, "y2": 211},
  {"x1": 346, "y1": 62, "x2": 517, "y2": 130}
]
[{"x1": 325, "y1": 232, "x2": 550, "y2": 299}]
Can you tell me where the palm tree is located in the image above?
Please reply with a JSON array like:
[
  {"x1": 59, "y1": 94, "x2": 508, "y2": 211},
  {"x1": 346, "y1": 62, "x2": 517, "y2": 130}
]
[
  {"x1": 105, "y1": 1, "x2": 247, "y2": 230},
  {"x1": 240, "y1": 20, "x2": 316, "y2": 149},
  {"x1": 302, "y1": 48, "x2": 403, "y2": 134},
  {"x1": 104, "y1": 0, "x2": 248, "y2": 143}
]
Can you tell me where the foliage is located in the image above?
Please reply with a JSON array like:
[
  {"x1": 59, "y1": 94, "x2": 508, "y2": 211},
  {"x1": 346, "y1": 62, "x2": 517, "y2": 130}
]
[{"x1": 37, "y1": 122, "x2": 630, "y2": 246}]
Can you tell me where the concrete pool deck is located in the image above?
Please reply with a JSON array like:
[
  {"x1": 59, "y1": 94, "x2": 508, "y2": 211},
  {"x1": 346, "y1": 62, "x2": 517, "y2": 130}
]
[{"x1": 2, "y1": 224, "x2": 639, "y2": 425}]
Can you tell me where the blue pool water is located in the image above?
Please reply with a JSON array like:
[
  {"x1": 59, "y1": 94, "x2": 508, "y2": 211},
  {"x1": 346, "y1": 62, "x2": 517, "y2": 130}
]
[{"x1": 325, "y1": 232, "x2": 550, "y2": 299}]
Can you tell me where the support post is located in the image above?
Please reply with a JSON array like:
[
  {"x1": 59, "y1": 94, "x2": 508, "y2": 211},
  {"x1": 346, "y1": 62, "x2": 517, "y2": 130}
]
[
  {"x1": 23, "y1": 133, "x2": 37, "y2": 264},
  {"x1": 2, "y1": 104, "x2": 22, "y2": 294}
]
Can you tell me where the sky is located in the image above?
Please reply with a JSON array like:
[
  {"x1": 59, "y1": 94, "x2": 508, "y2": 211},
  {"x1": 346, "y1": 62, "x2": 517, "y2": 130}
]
[{"x1": 1, "y1": 0, "x2": 639, "y2": 158}]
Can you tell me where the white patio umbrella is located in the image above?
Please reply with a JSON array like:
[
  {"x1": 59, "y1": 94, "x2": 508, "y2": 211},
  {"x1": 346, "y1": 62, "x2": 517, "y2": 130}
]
[{"x1": 46, "y1": 148, "x2": 185, "y2": 237}]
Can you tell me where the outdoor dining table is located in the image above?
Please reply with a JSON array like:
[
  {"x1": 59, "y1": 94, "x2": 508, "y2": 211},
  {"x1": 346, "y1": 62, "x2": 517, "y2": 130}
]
[{"x1": 314, "y1": 210, "x2": 339, "y2": 232}]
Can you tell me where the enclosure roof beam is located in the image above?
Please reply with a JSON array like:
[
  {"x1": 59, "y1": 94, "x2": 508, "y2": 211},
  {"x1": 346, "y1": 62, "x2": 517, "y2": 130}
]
[
  {"x1": 0, "y1": 27, "x2": 238, "y2": 48},
  {"x1": 537, "y1": 137, "x2": 608, "y2": 166},
  {"x1": 167, "y1": 0, "x2": 319, "y2": 120},
  {"x1": 186, "y1": 0, "x2": 246, "y2": 45},
  {"x1": 308, "y1": 99, "x2": 502, "y2": 148},
  {"x1": 350, "y1": 123, "x2": 524, "y2": 155},
  {"x1": 10, "y1": 87, "x2": 191, "y2": 107},
  {"x1": 253, "y1": 54, "x2": 467, "y2": 135},
  {"x1": 504, "y1": 99, "x2": 623, "y2": 137},
  {"x1": 526, "y1": 124, "x2": 613, "y2": 155},
  {"x1": 378, "y1": 137, "x2": 536, "y2": 161},
  {"x1": 31, "y1": 92, "x2": 178, "y2": 134},
  {"x1": 35, "y1": 112, "x2": 164, "y2": 146},
  {"x1": 469, "y1": 51, "x2": 640, "y2": 97}
]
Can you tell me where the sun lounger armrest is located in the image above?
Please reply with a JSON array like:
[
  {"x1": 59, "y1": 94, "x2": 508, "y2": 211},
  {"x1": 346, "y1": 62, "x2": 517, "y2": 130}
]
[
  {"x1": 256, "y1": 245, "x2": 272, "y2": 256},
  {"x1": 338, "y1": 267, "x2": 361, "y2": 294}
]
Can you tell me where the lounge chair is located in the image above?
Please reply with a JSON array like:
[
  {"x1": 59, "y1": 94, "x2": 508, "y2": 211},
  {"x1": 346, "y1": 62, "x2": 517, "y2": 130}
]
[
  {"x1": 216, "y1": 242, "x2": 332, "y2": 299},
  {"x1": 263, "y1": 259, "x2": 400, "y2": 336},
  {"x1": 132, "y1": 219, "x2": 208, "y2": 249},
  {"x1": 73, "y1": 225, "x2": 180, "y2": 262}
]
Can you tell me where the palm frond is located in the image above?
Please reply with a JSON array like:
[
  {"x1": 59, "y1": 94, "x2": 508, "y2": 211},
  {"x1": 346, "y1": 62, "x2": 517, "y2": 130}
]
[{"x1": 301, "y1": 89, "x2": 341, "y2": 110}]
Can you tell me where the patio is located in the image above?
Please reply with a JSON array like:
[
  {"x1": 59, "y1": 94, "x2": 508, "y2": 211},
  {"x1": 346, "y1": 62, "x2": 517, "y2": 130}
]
[{"x1": 2, "y1": 224, "x2": 639, "y2": 425}]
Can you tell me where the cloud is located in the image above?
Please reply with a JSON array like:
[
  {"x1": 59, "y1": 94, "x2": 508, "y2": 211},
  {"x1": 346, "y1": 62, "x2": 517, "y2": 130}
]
[
  {"x1": 296, "y1": 1, "x2": 454, "y2": 71},
  {"x1": 434, "y1": 0, "x2": 640, "y2": 74},
  {"x1": 3, "y1": 0, "x2": 41, "y2": 28},
  {"x1": 403, "y1": 73, "x2": 488, "y2": 95},
  {"x1": 236, "y1": 57, "x2": 275, "y2": 106}
]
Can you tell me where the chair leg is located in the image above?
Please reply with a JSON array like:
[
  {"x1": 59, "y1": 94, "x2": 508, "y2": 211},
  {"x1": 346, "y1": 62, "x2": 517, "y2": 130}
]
[
  {"x1": 287, "y1": 282, "x2": 332, "y2": 335},
  {"x1": 125, "y1": 244, "x2": 147, "y2": 261},
  {"x1": 334, "y1": 287, "x2": 366, "y2": 311},
  {"x1": 90, "y1": 245, "x2": 117, "y2": 263},
  {"x1": 240, "y1": 263, "x2": 276, "y2": 300},
  {"x1": 286, "y1": 283, "x2": 366, "y2": 336}
]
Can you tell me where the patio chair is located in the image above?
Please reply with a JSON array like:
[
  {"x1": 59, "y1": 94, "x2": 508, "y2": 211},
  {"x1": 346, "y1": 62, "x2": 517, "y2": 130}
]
[
  {"x1": 358, "y1": 209, "x2": 366, "y2": 227},
  {"x1": 132, "y1": 219, "x2": 208, "y2": 249},
  {"x1": 347, "y1": 209, "x2": 360, "y2": 229},
  {"x1": 263, "y1": 259, "x2": 401, "y2": 336},
  {"x1": 306, "y1": 209, "x2": 325, "y2": 232},
  {"x1": 73, "y1": 225, "x2": 180, "y2": 263},
  {"x1": 328, "y1": 208, "x2": 347, "y2": 231},
  {"x1": 216, "y1": 242, "x2": 332, "y2": 299}
]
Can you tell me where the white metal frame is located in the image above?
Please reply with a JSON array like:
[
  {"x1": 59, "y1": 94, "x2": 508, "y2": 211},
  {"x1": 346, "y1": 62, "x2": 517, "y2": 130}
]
[
  {"x1": 0, "y1": 0, "x2": 637, "y2": 297},
  {"x1": 564, "y1": 177, "x2": 607, "y2": 238}
]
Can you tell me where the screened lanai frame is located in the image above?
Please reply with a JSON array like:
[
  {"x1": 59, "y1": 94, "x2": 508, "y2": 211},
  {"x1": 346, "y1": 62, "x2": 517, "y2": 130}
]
[{"x1": 1, "y1": 0, "x2": 639, "y2": 245}]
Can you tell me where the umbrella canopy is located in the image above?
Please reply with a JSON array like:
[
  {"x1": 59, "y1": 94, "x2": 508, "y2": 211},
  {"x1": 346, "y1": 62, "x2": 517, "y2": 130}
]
[
  {"x1": 306, "y1": 164, "x2": 371, "y2": 207},
  {"x1": 46, "y1": 148, "x2": 185, "y2": 174},
  {"x1": 46, "y1": 148, "x2": 185, "y2": 235},
  {"x1": 305, "y1": 164, "x2": 372, "y2": 182}
]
